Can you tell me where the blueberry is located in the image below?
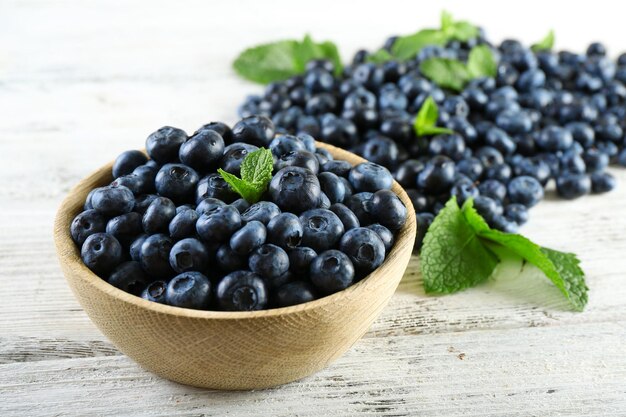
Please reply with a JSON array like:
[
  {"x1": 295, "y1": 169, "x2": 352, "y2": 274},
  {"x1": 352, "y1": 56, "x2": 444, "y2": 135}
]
[
  {"x1": 216, "y1": 271, "x2": 267, "y2": 311},
  {"x1": 310, "y1": 250, "x2": 355, "y2": 294},
  {"x1": 450, "y1": 177, "x2": 480, "y2": 205},
  {"x1": 366, "y1": 189, "x2": 407, "y2": 230},
  {"x1": 320, "y1": 115, "x2": 359, "y2": 148},
  {"x1": 428, "y1": 134, "x2": 466, "y2": 160},
  {"x1": 361, "y1": 135, "x2": 400, "y2": 168},
  {"x1": 230, "y1": 220, "x2": 267, "y2": 255},
  {"x1": 275, "y1": 281, "x2": 317, "y2": 307},
  {"x1": 475, "y1": 146, "x2": 504, "y2": 168},
  {"x1": 139, "y1": 233, "x2": 175, "y2": 280},
  {"x1": 352, "y1": 63, "x2": 384, "y2": 90},
  {"x1": 81, "y1": 233, "x2": 123, "y2": 276},
  {"x1": 556, "y1": 173, "x2": 591, "y2": 199},
  {"x1": 145, "y1": 126, "x2": 187, "y2": 164},
  {"x1": 317, "y1": 172, "x2": 346, "y2": 204},
  {"x1": 230, "y1": 198, "x2": 250, "y2": 214},
  {"x1": 194, "y1": 121, "x2": 232, "y2": 144},
  {"x1": 478, "y1": 179, "x2": 506, "y2": 202},
  {"x1": 231, "y1": 115, "x2": 275, "y2": 148},
  {"x1": 195, "y1": 197, "x2": 226, "y2": 216},
  {"x1": 483, "y1": 163, "x2": 512, "y2": 183},
  {"x1": 339, "y1": 227, "x2": 385, "y2": 274},
  {"x1": 329, "y1": 203, "x2": 360, "y2": 231},
  {"x1": 536, "y1": 126, "x2": 574, "y2": 151},
  {"x1": 322, "y1": 160, "x2": 353, "y2": 177},
  {"x1": 298, "y1": 208, "x2": 344, "y2": 251},
  {"x1": 455, "y1": 157, "x2": 483, "y2": 181},
  {"x1": 305, "y1": 93, "x2": 337, "y2": 115},
  {"x1": 349, "y1": 162, "x2": 393, "y2": 193},
  {"x1": 303, "y1": 68, "x2": 335, "y2": 93},
  {"x1": 473, "y1": 196, "x2": 502, "y2": 222},
  {"x1": 417, "y1": 156, "x2": 456, "y2": 194},
  {"x1": 274, "y1": 150, "x2": 320, "y2": 174},
  {"x1": 344, "y1": 192, "x2": 374, "y2": 225},
  {"x1": 504, "y1": 203, "x2": 529, "y2": 226},
  {"x1": 219, "y1": 143, "x2": 259, "y2": 176},
  {"x1": 141, "y1": 280, "x2": 167, "y2": 304},
  {"x1": 107, "y1": 261, "x2": 148, "y2": 296},
  {"x1": 288, "y1": 246, "x2": 317, "y2": 276},
  {"x1": 165, "y1": 272, "x2": 211, "y2": 310},
  {"x1": 169, "y1": 238, "x2": 211, "y2": 273},
  {"x1": 112, "y1": 150, "x2": 148, "y2": 179},
  {"x1": 414, "y1": 212, "x2": 434, "y2": 252},
  {"x1": 560, "y1": 152, "x2": 586, "y2": 174},
  {"x1": 367, "y1": 224, "x2": 394, "y2": 253},
  {"x1": 394, "y1": 159, "x2": 424, "y2": 188},
  {"x1": 379, "y1": 116, "x2": 412, "y2": 143},
  {"x1": 215, "y1": 244, "x2": 247, "y2": 272},
  {"x1": 196, "y1": 173, "x2": 238, "y2": 204},
  {"x1": 179, "y1": 129, "x2": 225, "y2": 173},
  {"x1": 133, "y1": 194, "x2": 159, "y2": 216},
  {"x1": 268, "y1": 134, "x2": 306, "y2": 157},
  {"x1": 266, "y1": 213, "x2": 303, "y2": 250},
  {"x1": 142, "y1": 197, "x2": 176, "y2": 234},
  {"x1": 71, "y1": 209, "x2": 107, "y2": 246},
  {"x1": 168, "y1": 209, "x2": 199, "y2": 240},
  {"x1": 590, "y1": 172, "x2": 616, "y2": 193},
  {"x1": 515, "y1": 158, "x2": 551, "y2": 185},
  {"x1": 105, "y1": 212, "x2": 143, "y2": 246},
  {"x1": 507, "y1": 176, "x2": 544, "y2": 207},
  {"x1": 91, "y1": 185, "x2": 135, "y2": 216},
  {"x1": 129, "y1": 234, "x2": 148, "y2": 262},
  {"x1": 247, "y1": 245, "x2": 289, "y2": 282},
  {"x1": 485, "y1": 127, "x2": 516, "y2": 155},
  {"x1": 155, "y1": 163, "x2": 201, "y2": 203},
  {"x1": 196, "y1": 205, "x2": 242, "y2": 243},
  {"x1": 405, "y1": 190, "x2": 429, "y2": 212},
  {"x1": 241, "y1": 201, "x2": 281, "y2": 224},
  {"x1": 110, "y1": 174, "x2": 147, "y2": 196},
  {"x1": 489, "y1": 214, "x2": 519, "y2": 233},
  {"x1": 269, "y1": 166, "x2": 321, "y2": 213}
]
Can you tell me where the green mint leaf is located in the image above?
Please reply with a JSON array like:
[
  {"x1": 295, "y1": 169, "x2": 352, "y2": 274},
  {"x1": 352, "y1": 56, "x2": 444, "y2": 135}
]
[
  {"x1": 467, "y1": 45, "x2": 497, "y2": 78},
  {"x1": 366, "y1": 49, "x2": 394, "y2": 64},
  {"x1": 391, "y1": 29, "x2": 448, "y2": 61},
  {"x1": 233, "y1": 40, "x2": 300, "y2": 84},
  {"x1": 413, "y1": 96, "x2": 455, "y2": 137},
  {"x1": 531, "y1": 30, "x2": 555, "y2": 52},
  {"x1": 461, "y1": 200, "x2": 588, "y2": 311},
  {"x1": 440, "y1": 10, "x2": 454, "y2": 33},
  {"x1": 420, "y1": 198, "x2": 499, "y2": 294},
  {"x1": 419, "y1": 58, "x2": 470, "y2": 91},
  {"x1": 240, "y1": 148, "x2": 274, "y2": 185},
  {"x1": 218, "y1": 148, "x2": 274, "y2": 203},
  {"x1": 233, "y1": 36, "x2": 342, "y2": 84},
  {"x1": 440, "y1": 11, "x2": 479, "y2": 42},
  {"x1": 218, "y1": 169, "x2": 265, "y2": 204}
]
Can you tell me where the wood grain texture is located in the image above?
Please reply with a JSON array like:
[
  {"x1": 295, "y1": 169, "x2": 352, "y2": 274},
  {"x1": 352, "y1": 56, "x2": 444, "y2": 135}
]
[
  {"x1": 53, "y1": 143, "x2": 417, "y2": 390},
  {"x1": 2, "y1": 0, "x2": 626, "y2": 414}
]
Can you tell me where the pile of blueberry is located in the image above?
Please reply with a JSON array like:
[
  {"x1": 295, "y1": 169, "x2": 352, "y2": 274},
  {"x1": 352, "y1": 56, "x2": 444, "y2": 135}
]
[
  {"x1": 238, "y1": 34, "x2": 626, "y2": 247},
  {"x1": 70, "y1": 118, "x2": 408, "y2": 311}
]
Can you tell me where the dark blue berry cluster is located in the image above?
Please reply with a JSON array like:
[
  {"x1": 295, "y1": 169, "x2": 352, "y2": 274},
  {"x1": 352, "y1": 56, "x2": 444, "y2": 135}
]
[
  {"x1": 238, "y1": 36, "x2": 626, "y2": 249},
  {"x1": 71, "y1": 117, "x2": 408, "y2": 311}
]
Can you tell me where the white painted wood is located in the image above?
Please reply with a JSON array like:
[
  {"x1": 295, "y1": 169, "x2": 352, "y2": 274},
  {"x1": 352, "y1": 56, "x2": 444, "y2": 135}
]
[{"x1": 1, "y1": 0, "x2": 626, "y2": 415}]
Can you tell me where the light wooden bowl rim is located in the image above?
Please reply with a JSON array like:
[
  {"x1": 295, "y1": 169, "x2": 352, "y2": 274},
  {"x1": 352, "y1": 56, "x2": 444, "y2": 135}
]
[{"x1": 54, "y1": 142, "x2": 416, "y2": 321}]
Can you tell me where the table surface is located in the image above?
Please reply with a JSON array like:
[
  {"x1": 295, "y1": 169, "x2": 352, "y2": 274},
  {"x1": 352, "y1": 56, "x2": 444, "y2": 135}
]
[{"x1": 1, "y1": 1, "x2": 626, "y2": 416}]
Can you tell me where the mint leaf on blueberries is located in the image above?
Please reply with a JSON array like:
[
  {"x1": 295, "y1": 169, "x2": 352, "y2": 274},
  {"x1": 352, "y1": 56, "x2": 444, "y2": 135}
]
[
  {"x1": 419, "y1": 57, "x2": 470, "y2": 91},
  {"x1": 219, "y1": 148, "x2": 273, "y2": 203},
  {"x1": 420, "y1": 197, "x2": 588, "y2": 311},
  {"x1": 367, "y1": 49, "x2": 394, "y2": 64},
  {"x1": 467, "y1": 45, "x2": 497, "y2": 78},
  {"x1": 440, "y1": 11, "x2": 479, "y2": 42},
  {"x1": 531, "y1": 30, "x2": 555, "y2": 52},
  {"x1": 233, "y1": 35, "x2": 342, "y2": 84},
  {"x1": 420, "y1": 197, "x2": 499, "y2": 293},
  {"x1": 413, "y1": 96, "x2": 455, "y2": 136},
  {"x1": 391, "y1": 29, "x2": 448, "y2": 61}
]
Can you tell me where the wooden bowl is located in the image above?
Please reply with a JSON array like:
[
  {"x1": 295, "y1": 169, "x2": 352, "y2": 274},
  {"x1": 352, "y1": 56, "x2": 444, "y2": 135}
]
[{"x1": 54, "y1": 142, "x2": 417, "y2": 390}]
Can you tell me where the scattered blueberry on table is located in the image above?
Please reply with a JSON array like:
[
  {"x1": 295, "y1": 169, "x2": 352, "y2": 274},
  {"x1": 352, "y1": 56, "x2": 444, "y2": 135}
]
[{"x1": 71, "y1": 117, "x2": 408, "y2": 311}]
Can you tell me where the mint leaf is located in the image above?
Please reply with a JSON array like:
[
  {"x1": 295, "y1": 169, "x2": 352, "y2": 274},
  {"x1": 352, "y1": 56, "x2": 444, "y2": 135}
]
[
  {"x1": 218, "y1": 148, "x2": 274, "y2": 203},
  {"x1": 461, "y1": 200, "x2": 588, "y2": 311},
  {"x1": 233, "y1": 36, "x2": 342, "y2": 84},
  {"x1": 241, "y1": 148, "x2": 274, "y2": 185},
  {"x1": 419, "y1": 58, "x2": 470, "y2": 92},
  {"x1": 391, "y1": 29, "x2": 448, "y2": 61},
  {"x1": 467, "y1": 45, "x2": 497, "y2": 78},
  {"x1": 440, "y1": 11, "x2": 479, "y2": 42},
  {"x1": 367, "y1": 49, "x2": 394, "y2": 64},
  {"x1": 420, "y1": 198, "x2": 499, "y2": 294},
  {"x1": 440, "y1": 10, "x2": 454, "y2": 33},
  {"x1": 531, "y1": 30, "x2": 555, "y2": 52},
  {"x1": 413, "y1": 96, "x2": 454, "y2": 137}
]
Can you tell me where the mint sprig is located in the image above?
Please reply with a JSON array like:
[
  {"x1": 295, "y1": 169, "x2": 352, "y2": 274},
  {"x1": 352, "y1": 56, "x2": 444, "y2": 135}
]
[
  {"x1": 218, "y1": 148, "x2": 273, "y2": 204},
  {"x1": 531, "y1": 30, "x2": 555, "y2": 52},
  {"x1": 440, "y1": 11, "x2": 480, "y2": 42},
  {"x1": 421, "y1": 197, "x2": 588, "y2": 311},
  {"x1": 233, "y1": 34, "x2": 342, "y2": 84},
  {"x1": 419, "y1": 44, "x2": 497, "y2": 91},
  {"x1": 391, "y1": 29, "x2": 448, "y2": 61},
  {"x1": 413, "y1": 96, "x2": 455, "y2": 136}
]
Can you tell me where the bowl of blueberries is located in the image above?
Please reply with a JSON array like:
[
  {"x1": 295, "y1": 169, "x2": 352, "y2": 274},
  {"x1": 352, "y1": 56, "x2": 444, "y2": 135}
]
[{"x1": 54, "y1": 116, "x2": 416, "y2": 390}]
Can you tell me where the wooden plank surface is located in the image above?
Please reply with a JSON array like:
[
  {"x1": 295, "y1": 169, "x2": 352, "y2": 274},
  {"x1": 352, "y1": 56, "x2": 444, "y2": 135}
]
[{"x1": 1, "y1": 0, "x2": 626, "y2": 415}]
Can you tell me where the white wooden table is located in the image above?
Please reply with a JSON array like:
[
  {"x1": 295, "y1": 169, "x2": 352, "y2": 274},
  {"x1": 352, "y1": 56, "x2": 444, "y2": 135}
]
[{"x1": 1, "y1": 1, "x2": 625, "y2": 415}]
